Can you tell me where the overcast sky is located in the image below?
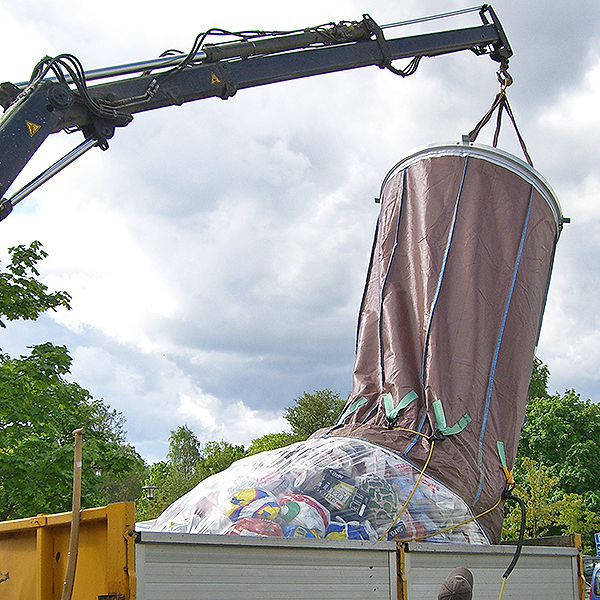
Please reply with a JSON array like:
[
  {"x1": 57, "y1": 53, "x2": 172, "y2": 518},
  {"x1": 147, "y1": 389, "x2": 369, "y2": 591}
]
[{"x1": 1, "y1": 0, "x2": 599, "y2": 463}]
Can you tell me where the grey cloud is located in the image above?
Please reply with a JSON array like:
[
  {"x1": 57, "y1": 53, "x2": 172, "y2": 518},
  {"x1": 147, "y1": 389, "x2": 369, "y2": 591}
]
[{"x1": 3, "y1": 0, "x2": 600, "y2": 464}]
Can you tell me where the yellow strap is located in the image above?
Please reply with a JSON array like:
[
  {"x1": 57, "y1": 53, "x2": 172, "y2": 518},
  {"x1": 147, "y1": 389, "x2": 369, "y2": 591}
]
[
  {"x1": 407, "y1": 495, "x2": 503, "y2": 542},
  {"x1": 503, "y1": 466, "x2": 515, "y2": 487},
  {"x1": 378, "y1": 438, "x2": 435, "y2": 541},
  {"x1": 498, "y1": 576, "x2": 507, "y2": 600},
  {"x1": 497, "y1": 441, "x2": 515, "y2": 487}
]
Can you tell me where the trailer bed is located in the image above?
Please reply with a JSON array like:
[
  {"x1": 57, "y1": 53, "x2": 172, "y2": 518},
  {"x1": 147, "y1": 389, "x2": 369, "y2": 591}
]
[{"x1": 134, "y1": 531, "x2": 581, "y2": 600}]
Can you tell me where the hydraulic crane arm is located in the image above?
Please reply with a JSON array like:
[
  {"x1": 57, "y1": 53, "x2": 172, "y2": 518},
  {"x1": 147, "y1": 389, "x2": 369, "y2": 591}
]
[{"x1": 0, "y1": 6, "x2": 511, "y2": 222}]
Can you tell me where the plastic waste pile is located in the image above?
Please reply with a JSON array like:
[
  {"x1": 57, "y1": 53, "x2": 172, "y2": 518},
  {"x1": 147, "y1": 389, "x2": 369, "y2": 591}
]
[{"x1": 151, "y1": 436, "x2": 488, "y2": 543}]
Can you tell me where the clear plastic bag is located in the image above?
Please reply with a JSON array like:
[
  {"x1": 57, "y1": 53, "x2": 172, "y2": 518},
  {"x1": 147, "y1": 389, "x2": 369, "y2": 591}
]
[{"x1": 150, "y1": 436, "x2": 489, "y2": 544}]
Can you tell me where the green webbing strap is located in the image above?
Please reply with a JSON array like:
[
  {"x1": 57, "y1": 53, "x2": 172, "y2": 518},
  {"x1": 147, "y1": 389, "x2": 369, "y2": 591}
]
[
  {"x1": 432, "y1": 399, "x2": 471, "y2": 436},
  {"x1": 497, "y1": 441, "x2": 508, "y2": 468},
  {"x1": 497, "y1": 440, "x2": 515, "y2": 486},
  {"x1": 336, "y1": 396, "x2": 368, "y2": 425},
  {"x1": 383, "y1": 390, "x2": 418, "y2": 422}
]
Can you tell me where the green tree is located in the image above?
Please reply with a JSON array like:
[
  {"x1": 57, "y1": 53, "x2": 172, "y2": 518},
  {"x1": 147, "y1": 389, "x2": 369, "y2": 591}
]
[
  {"x1": 0, "y1": 242, "x2": 147, "y2": 518},
  {"x1": 247, "y1": 389, "x2": 346, "y2": 454},
  {"x1": 137, "y1": 432, "x2": 246, "y2": 520},
  {"x1": 97, "y1": 453, "x2": 149, "y2": 504},
  {"x1": 246, "y1": 432, "x2": 300, "y2": 456},
  {"x1": 502, "y1": 360, "x2": 600, "y2": 552},
  {"x1": 503, "y1": 456, "x2": 600, "y2": 553},
  {"x1": 167, "y1": 425, "x2": 202, "y2": 479},
  {"x1": 284, "y1": 389, "x2": 346, "y2": 439},
  {"x1": 144, "y1": 426, "x2": 205, "y2": 517},
  {"x1": 528, "y1": 357, "x2": 549, "y2": 400},
  {"x1": 0, "y1": 241, "x2": 71, "y2": 327},
  {"x1": 197, "y1": 440, "x2": 246, "y2": 479},
  {"x1": 518, "y1": 389, "x2": 600, "y2": 513},
  {"x1": 0, "y1": 343, "x2": 141, "y2": 520},
  {"x1": 136, "y1": 461, "x2": 173, "y2": 521},
  {"x1": 138, "y1": 389, "x2": 347, "y2": 519}
]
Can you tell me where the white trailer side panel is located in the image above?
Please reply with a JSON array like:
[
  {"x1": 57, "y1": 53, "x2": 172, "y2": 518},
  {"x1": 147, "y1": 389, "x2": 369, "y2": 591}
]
[
  {"x1": 401, "y1": 541, "x2": 579, "y2": 600},
  {"x1": 135, "y1": 532, "x2": 398, "y2": 600}
]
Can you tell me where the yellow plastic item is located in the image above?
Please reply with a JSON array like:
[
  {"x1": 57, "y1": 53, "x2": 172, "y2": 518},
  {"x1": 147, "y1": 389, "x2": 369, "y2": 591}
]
[{"x1": 0, "y1": 502, "x2": 136, "y2": 600}]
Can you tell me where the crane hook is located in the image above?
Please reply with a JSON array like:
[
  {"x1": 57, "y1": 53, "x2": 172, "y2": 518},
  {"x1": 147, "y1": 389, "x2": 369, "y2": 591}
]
[{"x1": 497, "y1": 63, "x2": 513, "y2": 91}]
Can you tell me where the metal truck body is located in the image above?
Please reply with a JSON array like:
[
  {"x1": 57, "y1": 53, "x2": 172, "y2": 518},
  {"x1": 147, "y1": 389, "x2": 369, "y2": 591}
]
[
  {"x1": 0, "y1": 503, "x2": 584, "y2": 600},
  {"x1": 135, "y1": 532, "x2": 581, "y2": 600}
]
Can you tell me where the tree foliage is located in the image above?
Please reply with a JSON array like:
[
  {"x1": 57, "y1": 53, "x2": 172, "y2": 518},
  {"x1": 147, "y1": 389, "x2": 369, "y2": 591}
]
[
  {"x1": 246, "y1": 432, "x2": 300, "y2": 456},
  {"x1": 528, "y1": 357, "x2": 550, "y2": 400},
  {"x1": 0, "y1": 242, "x2": 146, "y2": 519},
  {"x1": 199, "y1": 440, "x2": 246, "y2": 479},
  {"x1": 97, "y1": 455, "x2": 149, "y2": 504},
  {"x1": 283, "y1": 389, "x2": 346, "y2": 439},
  {"x1": 518, "y1": 389, "x2": 600, "y2": 513},
  {"x1": 136, "y1": 462, "x2": 172, "y2": 521},
  {"x1": 0, "y1": 241, "x2": 71, "y2": 328},
  {"x1": 167, "y1": 425, "x2": 202, "y2": 479},
  {"x1": 138, "y1": 390, "x2": 345, "y2": 519},
  {"x1": 503, "y1": 456, "x2": 600, "y2": 545},
  {"x1": 502, "y1": 359, "x2": 600, "y2": 553},
  {"x1": 247, "y1": 390, "x2": 344, "y2": 454},
  {"x1": 137, "y1": 427, "x2": 246, "y2": 520},
  {"x1": 0, "y1": 343, "x2": 141, "y2": 520}
]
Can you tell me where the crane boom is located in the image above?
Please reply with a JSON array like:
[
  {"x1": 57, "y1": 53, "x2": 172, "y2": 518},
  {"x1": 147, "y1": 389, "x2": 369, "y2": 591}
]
[{"x1": 0, "y1": 6, "x2": 511, "y2": 221}]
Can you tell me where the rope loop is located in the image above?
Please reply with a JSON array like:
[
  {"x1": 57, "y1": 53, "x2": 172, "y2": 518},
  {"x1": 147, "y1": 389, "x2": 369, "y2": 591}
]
[{"x1": 467, "y1": 66, "x2": 533, "y2": 167}]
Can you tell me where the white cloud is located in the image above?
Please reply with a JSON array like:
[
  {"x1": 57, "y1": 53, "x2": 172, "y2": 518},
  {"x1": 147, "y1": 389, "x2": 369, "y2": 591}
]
[
  {"x1": 178, "y1": 393, "x2": 289, "y2": 444},
  {"x1": 28, "y1": 190, "x2": 180, "y2": 347},
  {"x1": 540, "y1": 57, "x2": 600, "y2": 128},
  {"x1": 3, "y1": 0, "x2": 600, "y2": 465}
]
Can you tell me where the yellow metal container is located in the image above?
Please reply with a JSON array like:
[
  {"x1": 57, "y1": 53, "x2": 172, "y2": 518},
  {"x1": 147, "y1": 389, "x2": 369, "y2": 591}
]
[{"x1": 0, "y1": 502, "x2": 136, "y2": 600}]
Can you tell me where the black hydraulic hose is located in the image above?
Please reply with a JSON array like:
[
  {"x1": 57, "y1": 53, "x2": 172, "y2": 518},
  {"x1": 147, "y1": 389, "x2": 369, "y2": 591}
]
[{"x1": 502, "y1": 490, "x2": 526, "y2": 579}]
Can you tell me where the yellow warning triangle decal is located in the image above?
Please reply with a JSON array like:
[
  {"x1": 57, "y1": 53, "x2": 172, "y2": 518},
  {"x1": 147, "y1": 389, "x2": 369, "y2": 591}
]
[
  {"x1": 210, "y1": 72, "x2": 221, "y2": 85},
  {"x1": 26, "y1": 121, "x2": 41, "y2": 137}
]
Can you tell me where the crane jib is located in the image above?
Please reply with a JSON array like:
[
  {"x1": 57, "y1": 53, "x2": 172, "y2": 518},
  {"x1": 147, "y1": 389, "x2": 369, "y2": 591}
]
[{"x1": 0, "y1": 11, "x2": 511, "y2": 219}]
